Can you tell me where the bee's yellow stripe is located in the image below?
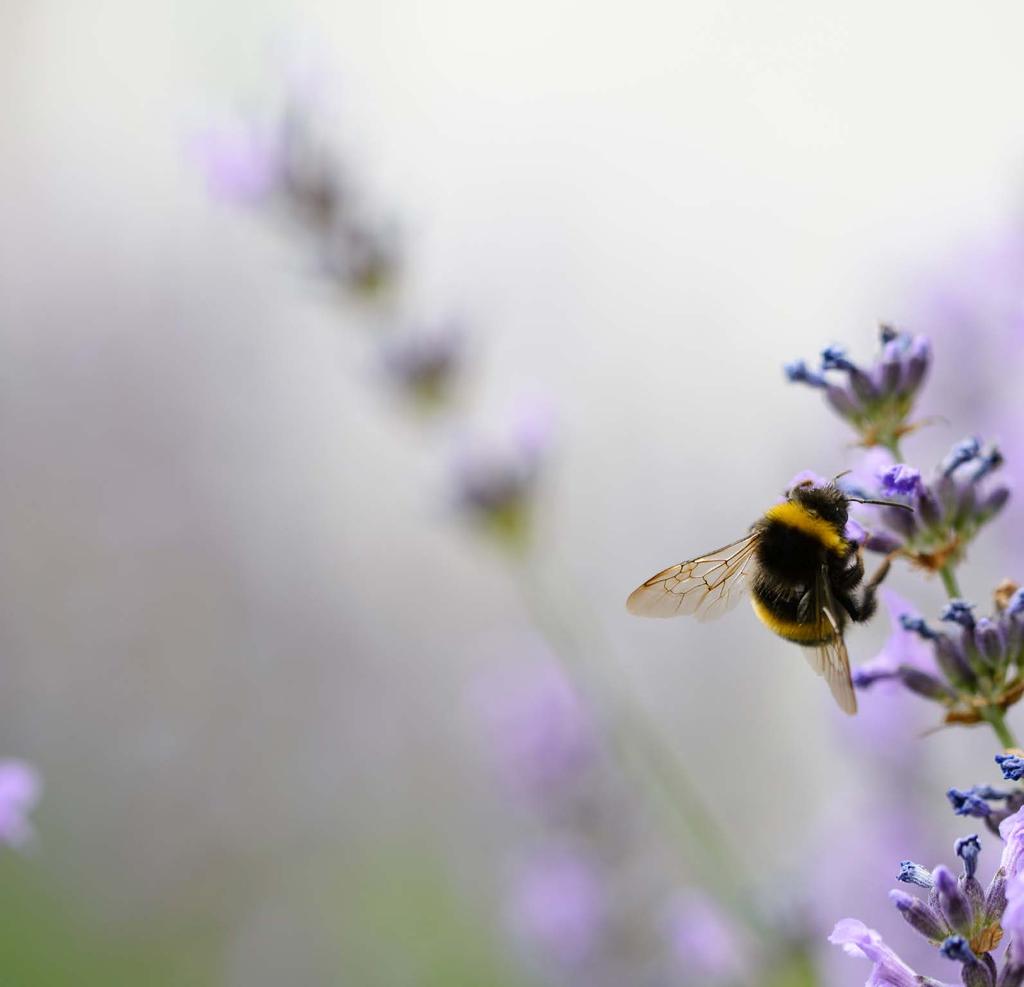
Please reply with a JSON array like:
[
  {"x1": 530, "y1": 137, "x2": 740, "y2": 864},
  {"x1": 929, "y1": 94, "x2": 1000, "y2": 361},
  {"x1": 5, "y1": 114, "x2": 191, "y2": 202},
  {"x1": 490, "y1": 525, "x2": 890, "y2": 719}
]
[
  {"x1": 763, "y1": 500, "x2": 848, "y2": 555},
  {"x1": 750, "y1": 596, "x2": 834, "y2": 643}
]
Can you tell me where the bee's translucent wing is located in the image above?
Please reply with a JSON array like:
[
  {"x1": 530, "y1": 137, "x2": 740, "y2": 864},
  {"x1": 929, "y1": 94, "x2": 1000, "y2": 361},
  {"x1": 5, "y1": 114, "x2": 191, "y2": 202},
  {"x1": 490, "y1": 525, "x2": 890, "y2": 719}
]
[
  {"x1": 802, "y1": 566, "x2": 857, "y2": 715},
  {"x1": 626, "y1": 533, "x2": 760, "y2": 621}
]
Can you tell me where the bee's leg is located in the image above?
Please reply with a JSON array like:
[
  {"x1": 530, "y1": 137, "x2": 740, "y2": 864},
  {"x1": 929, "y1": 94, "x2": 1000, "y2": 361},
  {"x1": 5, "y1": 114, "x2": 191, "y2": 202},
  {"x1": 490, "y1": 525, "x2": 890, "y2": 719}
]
[
  {"x1": 831, "y1": 550, "x2": 865, "y2": 593},
  {"x1": 840, "y1": 556, "x2": 893, "y2": 624}
]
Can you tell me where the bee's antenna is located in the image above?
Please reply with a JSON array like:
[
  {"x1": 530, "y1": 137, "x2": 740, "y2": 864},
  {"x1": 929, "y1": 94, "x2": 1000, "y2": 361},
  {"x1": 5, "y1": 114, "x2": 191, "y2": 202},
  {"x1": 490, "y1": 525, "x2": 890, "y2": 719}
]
[
  {"x1": 846, "y1": 496, "x2": 915, "y2": 513},
  {"x1": 833, "y1": 468, "x2": 853, "y2": 482}
]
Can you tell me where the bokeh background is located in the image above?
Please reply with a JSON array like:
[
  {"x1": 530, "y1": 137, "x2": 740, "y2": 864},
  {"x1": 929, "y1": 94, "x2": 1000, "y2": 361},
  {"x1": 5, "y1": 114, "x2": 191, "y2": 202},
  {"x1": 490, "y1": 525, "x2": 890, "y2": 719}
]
[{"x1": 2, "y1": 2, "x2": 1024, "y2": 984}]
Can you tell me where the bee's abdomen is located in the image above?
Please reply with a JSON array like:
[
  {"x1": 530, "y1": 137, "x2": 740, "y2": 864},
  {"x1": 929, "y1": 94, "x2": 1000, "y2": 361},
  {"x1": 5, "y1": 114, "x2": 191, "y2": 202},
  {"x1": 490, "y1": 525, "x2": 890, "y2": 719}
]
[{"x1": 750, "y1": 582, "x2": 833, "y2": 645}]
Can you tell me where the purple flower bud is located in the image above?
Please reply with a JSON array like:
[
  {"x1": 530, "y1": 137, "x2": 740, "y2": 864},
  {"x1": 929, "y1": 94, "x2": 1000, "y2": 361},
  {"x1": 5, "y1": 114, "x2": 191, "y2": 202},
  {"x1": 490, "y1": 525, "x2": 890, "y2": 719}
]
[
  {"x1": 997, "y1": 754, "x2": 1024, "y2": 782},
  {"x1": 955, "y1": 835, "x2": 981, "y2": 879},
  {"x1": 935, "y1": 865, "x2": 974, "y2": 934},
  {"x1": 881, "y1": 503, "x2": 919, "y2": 539},
  {"x1": 941, "y1": 936, "x2": 992, "y2": 987},
  {"x1": 915, "y1": 486, "x2": 944, "y2": 528},
  {"x1": 900, "y1": 335, "x2": 931, "y2": 394},
  {"x1": 979, "y1": 485, "x2": 1011, "y2": 521},
  {"x1": 896, "y1": 665, "x2": 955, "y2": 702},
  {"x1": 1009, "y1": 590, "x2": 1024, "y2": 618},
  {"x1": 853, "y1": 666, "x2": 900, "y2": 689},
  {"x1": 900, "y1": 614, "x2": 940, "y2": 640},
  {"x1": 881, "y1": 464, "x2": 923, "y2": 497},
  {"x1": 985, "y1": 869, "x2": 1007, "y2": 926},
  {"x1": 941, "y1": 600, "x2": 976, "y2": 630},
  {"x1": 825, "y1": 381, "x2": 862, "y2": 419},
  {"x1": 971, "y1": 446, "x2": 1005, "y2": 483},
  {"x1": 783, "y1": 359, "x2": 827, "y2": 388},
  {"x1": 888, "y1": 889, "x2": 949, "y2": 941},
  {"x1": 821, "y1": 345, "x2": 855, "y2": 371},
  {"x1": 933, "y1": 635, "x2": 977, "y2": 690},
  {"x1": 948, "y1": 788, "x2": 993, "y2": 818},
  {"x1": 898, "y1": 861, "x2": 934, "y2": 888},
  {"x1": 942, "y1": 437, "x2": 982, "y2": 477},
  {"x1": 863, "y1": 528, "x2": 905, "y2": 553},
  {"x1": 975, "y1": 618, "x2": 1006, "y2": 668},
  {"x1": 877, "y1": 345, "x2": 903, "y2": 394}
]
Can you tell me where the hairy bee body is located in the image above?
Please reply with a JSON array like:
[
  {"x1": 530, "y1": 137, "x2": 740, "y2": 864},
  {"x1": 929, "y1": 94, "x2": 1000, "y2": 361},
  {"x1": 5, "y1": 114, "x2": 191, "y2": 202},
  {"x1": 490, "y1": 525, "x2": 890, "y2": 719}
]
[
  {"x1": 626, "y1": 478, "x2": 893, "y2": 714},
  {"x1": 750, "y1": 495, "x2": 856, "y2": 647}
]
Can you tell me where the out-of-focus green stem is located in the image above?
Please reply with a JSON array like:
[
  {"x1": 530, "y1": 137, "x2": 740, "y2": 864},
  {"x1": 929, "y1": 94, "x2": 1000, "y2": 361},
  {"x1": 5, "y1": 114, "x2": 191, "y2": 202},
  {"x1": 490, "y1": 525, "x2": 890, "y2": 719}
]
[
  {"x1": 514, "y1": 559, "x2": 747, "y2": 916},
  {"x1": 881, "y1": 437, "x2": 904, "y2": 460},
  {"x1": 939, "y1": 565, "x2": 961, "y2": 600},
  {"x1": 981, "y1": 707, "x2": 1018, "y2": 749}
]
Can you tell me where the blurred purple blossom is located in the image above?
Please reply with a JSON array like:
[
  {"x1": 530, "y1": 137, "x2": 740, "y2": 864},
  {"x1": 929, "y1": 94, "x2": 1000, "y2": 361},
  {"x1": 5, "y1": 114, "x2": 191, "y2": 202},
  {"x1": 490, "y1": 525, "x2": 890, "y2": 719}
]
[
  {"x1": 829, "y1": 918, "x2": 951, "y2": 986},
  {"x1": 471, "y1": 655, "x2": 594, "y2": 801},
  {"x1": 190, "y1": 119, "x2": 283, "y2": 205},
  {"x1": 663, "y1": 889, "x2": 750, "y2": 983},
  {"x1": 452, "y1": 401, "x2": 555, "y2": 546},
  {"x1": 0, "y1": 760, "x2": 41, "y2": 849},
  {"x1": 508, "y1": 846, "x2": 605, "y2": 967},
  {"x1": 380, "y1": 321, "x2": 464, "y2": 409}
]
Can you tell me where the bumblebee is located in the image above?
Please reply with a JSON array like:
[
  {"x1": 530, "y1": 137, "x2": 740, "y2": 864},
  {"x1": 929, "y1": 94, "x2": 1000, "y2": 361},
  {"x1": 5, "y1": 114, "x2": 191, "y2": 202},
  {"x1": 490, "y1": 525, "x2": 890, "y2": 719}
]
[{"x1": 626, "y1": 477, "x2": 902, "y2": 714}]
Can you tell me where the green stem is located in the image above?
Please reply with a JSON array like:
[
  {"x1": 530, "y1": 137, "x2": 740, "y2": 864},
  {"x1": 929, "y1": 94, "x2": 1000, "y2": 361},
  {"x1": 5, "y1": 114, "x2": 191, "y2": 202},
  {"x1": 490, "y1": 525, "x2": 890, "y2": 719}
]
[
  {"x1": 514, "y1": 558, "x2": 747, "y2": 915},
  {"x1": 939, "y1": 565, "x2": 961, "y2": 599},
  {"x1": 881, "y1": 437, "x2": 904, "y2": 461},
  {"x1": 981, "y1": 706, "x2": 1018, "y2": 749}
]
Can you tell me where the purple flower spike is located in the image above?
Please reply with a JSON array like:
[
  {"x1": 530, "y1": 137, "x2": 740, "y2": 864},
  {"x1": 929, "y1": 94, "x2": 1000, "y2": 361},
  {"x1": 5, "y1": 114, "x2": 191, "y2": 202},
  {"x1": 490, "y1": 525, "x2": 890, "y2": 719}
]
[
  {"x1": 0, "y1": 760, "x2": 41, "y2": 849},
  {"x1": 881, "y1": 464, "x2": 923, "y2": 497}
]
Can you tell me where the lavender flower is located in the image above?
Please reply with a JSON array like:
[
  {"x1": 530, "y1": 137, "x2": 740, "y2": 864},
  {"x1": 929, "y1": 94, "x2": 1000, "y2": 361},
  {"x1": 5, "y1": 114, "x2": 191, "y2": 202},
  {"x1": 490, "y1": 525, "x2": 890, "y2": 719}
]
[
  {"x1": 786, "y1": 326, "x2": 931, "y2": 451},
  {"x1": 846, "y1": 833, "x2": 1010, "y2": 985},
  {"x1": 664, "y1": 889, "x2": 750, "y2": 984},
  {"x1": 846, "y1": 438, "x2": 1009, "y2": 577},
  {"x1": 829, "y1": 918, "x2": 952, "y2": 986},
  {"x1": 452, "y1": 402, "x2": 553, "y2": 548},
  {"x1": 380, "y1": 322, "x2": 463, "y2": 410},
  {"x1": 858, "y1": 584, "x2": 1024, "y2": 728},
  {"x1": 471, "y1": 655, "x2": 594, "y2": 802},
  {"x1": 0, "y1": 760, "x2": 41, "y2": 849},
  {"x1": 191, "y1": 118, "x2": 283, "y2": 205},
  {"x1": 508, "y1": 846, "x2": 605, "y2": 967}
]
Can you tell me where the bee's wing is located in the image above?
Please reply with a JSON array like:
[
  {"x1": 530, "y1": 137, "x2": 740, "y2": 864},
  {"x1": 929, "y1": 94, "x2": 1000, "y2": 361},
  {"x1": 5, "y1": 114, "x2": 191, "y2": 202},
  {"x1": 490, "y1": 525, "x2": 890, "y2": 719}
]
[
  {"x1": 626, "y1": 533, "x2": 760, "y2": 621},
  {"x1": 802, "y1": 565, "x2": 857, "y2": 715}
]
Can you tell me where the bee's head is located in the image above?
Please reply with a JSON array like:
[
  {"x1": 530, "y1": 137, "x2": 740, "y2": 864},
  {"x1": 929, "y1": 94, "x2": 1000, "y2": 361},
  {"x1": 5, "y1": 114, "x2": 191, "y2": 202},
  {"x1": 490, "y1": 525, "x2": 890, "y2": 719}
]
[{"x1": 788, "y1": 478, "x2": 849, "y2": 528}]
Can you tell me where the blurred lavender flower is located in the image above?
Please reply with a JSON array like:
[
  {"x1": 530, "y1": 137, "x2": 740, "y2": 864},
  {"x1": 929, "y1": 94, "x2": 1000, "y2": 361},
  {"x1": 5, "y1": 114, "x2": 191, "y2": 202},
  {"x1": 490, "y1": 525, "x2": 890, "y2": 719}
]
[
  {"x1": 508, "y1": 846, "x2": 605, "y2": 968},
  {"x1": 471, "y1": 655, "x2": 594, "y2": 803},
  {"x1": 191, "y1": 118, "x2": 283, "y2": 205},
  {"x1": 664, "y1": 889, "x2": 750, "y2": 984},
  {"x1": 452, "y1": 402, "x2": 554, "y2": 549},
  {"x1": 380, "y1": 321, "x2": 464, "y2": 411},
  {"x1": 0, "y1": 760, "x2": 41, "y2": 849},
  {"x1": 829, "y1": 918, "x2": 952, "y2": 986},
  {"x1": 858, "y1": 582, "x2": 1024, "y2": 730},
  {"x1": 785, "y1": 325, "x2": 930, "y2": 452}
]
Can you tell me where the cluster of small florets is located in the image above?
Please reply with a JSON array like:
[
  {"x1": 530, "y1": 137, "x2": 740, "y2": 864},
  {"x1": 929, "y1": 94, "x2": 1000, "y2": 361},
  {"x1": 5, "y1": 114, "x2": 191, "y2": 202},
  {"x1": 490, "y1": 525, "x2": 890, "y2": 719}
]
[
  {"x1": 785, "y1": 325, "x2": 930, "y2": 451},
  {"x1": 856, "y1": 585, "x2": 1024, "y2": 729},
  {"x1": 834, "y1": 807, "x2": 1024, "y2": 987},
  {"x1": 844, "y1": 437, "x2": 1009, "y2": 575}
]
